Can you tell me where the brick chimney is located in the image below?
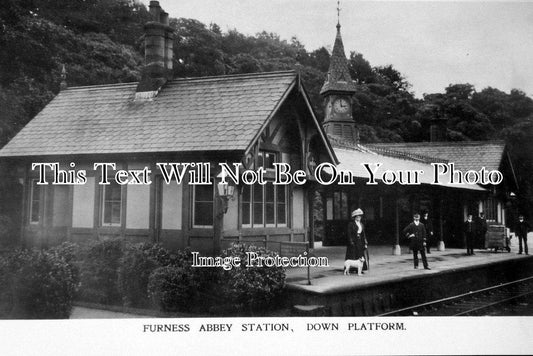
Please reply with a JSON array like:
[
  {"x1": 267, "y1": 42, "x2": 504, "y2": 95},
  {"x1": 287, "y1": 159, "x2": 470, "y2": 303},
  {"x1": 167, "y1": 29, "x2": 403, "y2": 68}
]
[{"x1": 135, "y1": 1, "x2": 174, "y2": 99}]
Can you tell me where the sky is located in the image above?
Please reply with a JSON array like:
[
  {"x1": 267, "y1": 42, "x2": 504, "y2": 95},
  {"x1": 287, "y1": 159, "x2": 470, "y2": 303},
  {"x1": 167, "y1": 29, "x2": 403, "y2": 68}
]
[{"x1": 154, "y1": 0, "x2": 533, "y2": 98}]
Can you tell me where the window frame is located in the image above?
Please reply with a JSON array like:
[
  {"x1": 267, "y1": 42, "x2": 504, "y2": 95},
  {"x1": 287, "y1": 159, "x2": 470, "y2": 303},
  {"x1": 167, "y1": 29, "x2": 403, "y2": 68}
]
[
  {"x1": 29, "y1": 179, "x2": 41, "y2": 224},
  {"x1": 192, "y1": 183, "x2": 215, "y2": 228},
  {"x1": 328, "y1": 190, "x2": 348, "y2": 221},
  {"x1": 258, "y1": 150, "x2": 278, "y2": 171},
  {"x1": 483, "y1": 197, "x2": 498, "y2": 222},
  {"x1": 241, "y1": 181, "x2": 288, "y2": 228},
  {"x1": 101, "y1": 178, "x2": 123, "y2": 227}
]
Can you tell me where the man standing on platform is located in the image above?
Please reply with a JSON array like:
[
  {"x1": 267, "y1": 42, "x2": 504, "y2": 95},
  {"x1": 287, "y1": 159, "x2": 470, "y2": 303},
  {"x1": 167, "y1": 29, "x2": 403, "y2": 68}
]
[
  {"x1": 516, "y1": 215, "x2": 531, "y2": 255},
  {"x1": 421, "y1": 211, "x2": 434, "y2": 254},
  {"x1": 464, "y1": 214, "x2": 476, "y2": 255},
  {"x1": 403, "y1": 213, "x2": 430, "y2": 270}
]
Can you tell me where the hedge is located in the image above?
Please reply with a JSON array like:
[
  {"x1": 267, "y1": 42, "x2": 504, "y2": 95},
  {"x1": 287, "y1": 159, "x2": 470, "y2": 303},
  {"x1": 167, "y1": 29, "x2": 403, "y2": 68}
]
[
  {"x1": 0, "y1": 239, "x2": 288, "y2": 317},
  {"x1": 117, "y1": 243, "x2": 169, "y2": 308},
  {"x1": 217, "y1": 243, "x2": 286, "y2": 311},
  {"x1": 0, "y1": 246, "x2": 78, "y2": 319},
  {"x1": 147, "y1": 249, "x2": 200, "y2": 312},
  {"x1": 78, "y1": 239, "x2": 125, "y2": 304}
]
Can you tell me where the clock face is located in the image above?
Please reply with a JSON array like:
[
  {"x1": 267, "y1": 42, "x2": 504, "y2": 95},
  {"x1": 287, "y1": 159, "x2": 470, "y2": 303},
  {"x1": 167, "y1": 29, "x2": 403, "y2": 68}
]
[{"x1": 333, "y1": 98, "x2": 350, "y2": 113}]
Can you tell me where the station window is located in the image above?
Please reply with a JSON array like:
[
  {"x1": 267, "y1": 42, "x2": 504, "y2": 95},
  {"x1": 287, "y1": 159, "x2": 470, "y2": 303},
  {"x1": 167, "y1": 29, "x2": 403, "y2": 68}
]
[
  {"x1": 193, "y1": 184, "x2": 214, "y2": 227},
  {"x1": 29, "y1": 179, "x2": 41, "y2": 224},
  {"x1": 258, "y1": 151, "x2": 277, "y2": 170},
  {"x1": 242, "y1": 182, "x2": 287, "y2": 227},
  {"x1": 332, "y1": 191, "x2": 348, "y2": 220},
  {"x1": 483, "y1": 197, "x2": 498, "y2": 222},
  {"x1": 102, "y1": 179, "x2": 122, "y2": 226}
]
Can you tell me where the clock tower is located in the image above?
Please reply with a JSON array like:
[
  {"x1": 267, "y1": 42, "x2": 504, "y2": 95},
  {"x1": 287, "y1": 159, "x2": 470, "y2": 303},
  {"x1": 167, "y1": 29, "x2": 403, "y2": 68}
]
[{"x1": 320, "y1": 19, "x2": 359, "y2": 144}]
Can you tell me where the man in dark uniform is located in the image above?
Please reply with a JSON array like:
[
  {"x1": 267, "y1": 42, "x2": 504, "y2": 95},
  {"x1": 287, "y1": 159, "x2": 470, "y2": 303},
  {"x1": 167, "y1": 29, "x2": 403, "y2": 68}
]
[
  {"x1": 516, "y1": 215, "x2": 531, "y2": 255},
  {"x1": 464, "y1": 214, "x2": 476, "y2": 255},
  {"x1": 403, "y1": 213, "x2": 430, "y2": 270},
  {"x1": 421, "y1": 211, "x2": 433, "y2": 254},
  {"x1": 476, "y1": 212, "x2": 488, "y2": 249}
]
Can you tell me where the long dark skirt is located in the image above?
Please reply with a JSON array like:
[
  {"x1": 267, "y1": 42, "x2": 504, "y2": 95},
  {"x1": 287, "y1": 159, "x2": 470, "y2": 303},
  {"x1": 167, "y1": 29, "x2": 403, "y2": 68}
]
[{"x1": 345, "y1": 236, "x2": 368, "y2": 270}]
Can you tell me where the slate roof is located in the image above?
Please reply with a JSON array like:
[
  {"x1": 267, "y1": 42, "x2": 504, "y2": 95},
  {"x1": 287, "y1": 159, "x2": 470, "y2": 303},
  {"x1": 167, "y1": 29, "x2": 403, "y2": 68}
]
[
  {"x1": 319, "y1": 24, "x2": 357, "y2": 95},
  {"x1": 0, "y1": 71, "x2": 299, "y2": 157},
  {"x1": 331, "y1": 143, "x2": 486, "y2": 191},
  {"x1": 368, "y1": 141, "x2": 506, "y2": 172}
]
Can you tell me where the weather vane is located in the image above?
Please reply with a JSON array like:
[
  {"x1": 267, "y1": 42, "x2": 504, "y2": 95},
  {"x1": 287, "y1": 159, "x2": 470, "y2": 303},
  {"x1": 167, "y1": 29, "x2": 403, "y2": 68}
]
[{"x1": 337, "y1": 0, "x2": 341, "y2": 29}]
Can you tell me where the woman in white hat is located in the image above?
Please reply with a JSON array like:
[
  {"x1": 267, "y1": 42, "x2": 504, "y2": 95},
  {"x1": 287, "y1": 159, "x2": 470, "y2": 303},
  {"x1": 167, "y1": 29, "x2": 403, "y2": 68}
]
[{"x1": 346, "y1": 208, "x2": 368, "y2": 271}]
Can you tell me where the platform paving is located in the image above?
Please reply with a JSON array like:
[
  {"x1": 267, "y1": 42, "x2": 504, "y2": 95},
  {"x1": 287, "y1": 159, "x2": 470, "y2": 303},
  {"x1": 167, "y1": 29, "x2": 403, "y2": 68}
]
[{"x1": 286, "y1": 236, "x2": 533, "y2": 294}]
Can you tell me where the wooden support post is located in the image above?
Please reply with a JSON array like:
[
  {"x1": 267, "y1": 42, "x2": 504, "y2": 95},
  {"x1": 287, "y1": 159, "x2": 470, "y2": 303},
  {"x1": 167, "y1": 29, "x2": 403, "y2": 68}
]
[
  {"x1": 308, "y1": 184, "x2": 315, "y2": 249},
  {"x1": 306, "y1": 243, "x2": 311, "y2": 285},
  {"x1": 213, "y1": 195, "x2": 225, "y2": 255},
  {"x1": 438, "y1": 198, "x2": 445, "y2": 251},
  {"x1": 393, "y1": 197, "x2": 401, "y2": 255}
]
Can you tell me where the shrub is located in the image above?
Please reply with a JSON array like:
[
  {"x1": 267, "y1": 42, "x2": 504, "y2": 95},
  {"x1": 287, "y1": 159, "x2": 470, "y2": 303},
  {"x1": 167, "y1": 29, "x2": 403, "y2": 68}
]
[
  {"x1": 147, "y1": 245, "x2": 286, "y2": 314},
  {"x1": 0, "y1": 248, "x2": 78, "y2": 319},
  {"x1": 147, "y1": 249, "x2": 200, "y2": 312},
  {"x1": 49, "y1": 242, "x2": 81, "y2": 283},
  {"x1": 143, "y1": 243, "x2": 173, "y2": 266},
  {"x1": 147, "y1": 265, "x2": 200, "y2": 312},
  {"x1": 117, "y1": 243, "x2": 169, "y2": 308},
  {"x1": 0, "y1": 252, "x2": 15, "y2": 317},
  {"x1": 78, "y1": 239, "x2": 125, "y2": 304},
  {"x1": 218, "y1": 244, "x2": 286, "y2": 311}
]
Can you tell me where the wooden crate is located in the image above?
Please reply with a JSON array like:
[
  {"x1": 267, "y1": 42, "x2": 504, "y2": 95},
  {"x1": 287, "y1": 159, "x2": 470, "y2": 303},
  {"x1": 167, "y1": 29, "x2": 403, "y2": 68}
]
[{"x1": 486, "y1": 225, "x2": 507, "y2": 250}]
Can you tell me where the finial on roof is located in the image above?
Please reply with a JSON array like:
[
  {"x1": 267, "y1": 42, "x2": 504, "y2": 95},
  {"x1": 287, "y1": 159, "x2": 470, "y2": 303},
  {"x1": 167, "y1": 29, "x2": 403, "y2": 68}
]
[
  {"x1": 295, "y1": 53, "x2": 302, "y2": 88},
  {"x1": 60, "y1": 64, "x2": 67, "y2": 91},
  {"x1": 336, "y1": 0, "x2": 341, "y2": 30}
]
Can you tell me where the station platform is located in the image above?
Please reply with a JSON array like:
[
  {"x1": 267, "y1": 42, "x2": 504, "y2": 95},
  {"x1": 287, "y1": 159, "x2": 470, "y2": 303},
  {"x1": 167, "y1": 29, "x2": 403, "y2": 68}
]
[{"x1": 284, "y1": 235, "x2": 533, "y2": 316}]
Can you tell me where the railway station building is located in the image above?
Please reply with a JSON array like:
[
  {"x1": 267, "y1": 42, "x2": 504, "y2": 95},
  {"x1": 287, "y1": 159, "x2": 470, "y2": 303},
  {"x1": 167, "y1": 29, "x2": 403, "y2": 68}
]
[
  {"x1": 0, "y1": 1, "x2": 519, "y2": 254},
  {"x1": 0, "y1": 2, "x2": 336, "y2": 253}
]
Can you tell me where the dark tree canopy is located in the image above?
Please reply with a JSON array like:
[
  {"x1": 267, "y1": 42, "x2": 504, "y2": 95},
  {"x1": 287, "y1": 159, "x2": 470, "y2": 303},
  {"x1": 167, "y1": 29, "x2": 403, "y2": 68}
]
[{"x1": 0, "y1": 0, "x2": 532, "y2": 211}]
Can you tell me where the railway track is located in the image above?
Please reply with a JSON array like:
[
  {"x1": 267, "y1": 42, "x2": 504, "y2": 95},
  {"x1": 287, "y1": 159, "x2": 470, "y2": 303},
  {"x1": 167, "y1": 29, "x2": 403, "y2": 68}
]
[{"x1": 378, "y1": 276, "x2": 533, "y2": 316}]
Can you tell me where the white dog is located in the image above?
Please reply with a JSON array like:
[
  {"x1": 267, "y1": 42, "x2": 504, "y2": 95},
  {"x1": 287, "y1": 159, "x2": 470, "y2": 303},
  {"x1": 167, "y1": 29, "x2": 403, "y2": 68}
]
[{"x1": 343, "y1": 257, "x2": 365, "y2": 276}]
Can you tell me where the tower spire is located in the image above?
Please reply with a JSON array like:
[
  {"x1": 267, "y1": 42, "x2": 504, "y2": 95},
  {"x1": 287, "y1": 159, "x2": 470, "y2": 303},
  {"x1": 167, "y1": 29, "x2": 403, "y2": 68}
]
[
  {"x1": 319, "y1": 2, "x2": 356, "y2": 96},
  {"x1": 320, "y1": 2, "x2": 359, "y2": 145}
]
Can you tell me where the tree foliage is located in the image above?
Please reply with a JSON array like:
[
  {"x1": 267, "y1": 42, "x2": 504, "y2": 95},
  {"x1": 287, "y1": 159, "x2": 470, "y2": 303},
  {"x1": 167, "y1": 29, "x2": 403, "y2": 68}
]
[
  {"x1": 0, "y1": 1, "x2": 532, "y2": 211},
  {"x1": 0, "y1": 0, "x2": 143, "y2": 147}
]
